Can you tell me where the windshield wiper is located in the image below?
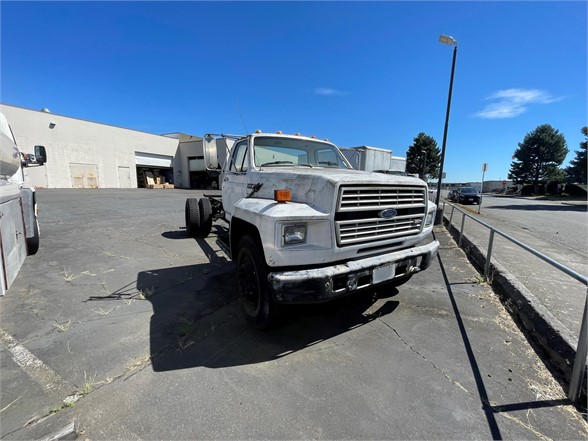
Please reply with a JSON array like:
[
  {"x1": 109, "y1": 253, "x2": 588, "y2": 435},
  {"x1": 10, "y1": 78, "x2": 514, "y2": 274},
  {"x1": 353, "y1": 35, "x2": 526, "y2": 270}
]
[
  {"x1": 260, "y1": 161, "x2": 293, "y2": 167},
  {"x1": 318, "y1": 161, "x2": 339, "y2": 166}
]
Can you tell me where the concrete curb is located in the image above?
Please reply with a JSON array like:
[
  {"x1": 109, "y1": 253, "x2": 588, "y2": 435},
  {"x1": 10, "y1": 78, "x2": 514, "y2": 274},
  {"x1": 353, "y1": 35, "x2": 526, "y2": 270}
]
[{"x1": 442, "y1": 216, "x2": 587, "y2": 401}]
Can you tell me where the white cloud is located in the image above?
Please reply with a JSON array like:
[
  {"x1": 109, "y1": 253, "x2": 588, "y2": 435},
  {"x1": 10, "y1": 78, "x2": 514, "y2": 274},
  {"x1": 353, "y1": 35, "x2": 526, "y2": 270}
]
[
  {"x1": 314, "y1": 87, "x2": 347, "y2": 96},
  {"x1": 474, "y1": 88, "x2": 562, "y2": 119}
]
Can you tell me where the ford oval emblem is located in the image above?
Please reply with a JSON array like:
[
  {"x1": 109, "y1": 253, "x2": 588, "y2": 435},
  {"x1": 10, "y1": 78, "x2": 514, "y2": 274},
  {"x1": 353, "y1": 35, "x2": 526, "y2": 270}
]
[{"x1": 379, "y1": 208, "x2": 397, "y2": 219}]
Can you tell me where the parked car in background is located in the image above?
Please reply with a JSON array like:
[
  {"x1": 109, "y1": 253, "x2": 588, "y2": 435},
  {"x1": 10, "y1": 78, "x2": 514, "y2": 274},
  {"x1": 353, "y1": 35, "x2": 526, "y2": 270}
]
[
  {"x1": 457, "y1": 187, "x2": 480, "y2": 204},
  {"x1": 447, "y1": 189, "x2": 457, "y2": 201}
]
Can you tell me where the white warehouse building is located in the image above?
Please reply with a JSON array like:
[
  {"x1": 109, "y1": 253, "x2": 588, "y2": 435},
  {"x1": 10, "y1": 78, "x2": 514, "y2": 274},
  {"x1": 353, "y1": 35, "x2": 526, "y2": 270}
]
[{"x1": 0, "y1": 104, "x2": 215, "y2": 190}]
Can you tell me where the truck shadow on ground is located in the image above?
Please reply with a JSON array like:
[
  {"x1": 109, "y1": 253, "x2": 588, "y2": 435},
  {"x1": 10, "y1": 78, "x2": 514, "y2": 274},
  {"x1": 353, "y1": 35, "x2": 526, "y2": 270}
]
[{"x1": 140, "y1": 231, "x2": 400, "y2": 372}]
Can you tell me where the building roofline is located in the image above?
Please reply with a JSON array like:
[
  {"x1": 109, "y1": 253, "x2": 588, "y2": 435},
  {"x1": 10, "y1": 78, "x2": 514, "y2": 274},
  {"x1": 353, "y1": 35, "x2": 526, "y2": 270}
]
[{"x1": 0, "y1": 103, "x2": 197, "y2": 139}]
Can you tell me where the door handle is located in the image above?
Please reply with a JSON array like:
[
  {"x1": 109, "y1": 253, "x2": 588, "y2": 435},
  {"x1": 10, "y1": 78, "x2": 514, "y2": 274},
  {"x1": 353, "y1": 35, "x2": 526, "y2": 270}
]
[{"x1": 223, "y1": 177, "x2": 229, "y2": 182}]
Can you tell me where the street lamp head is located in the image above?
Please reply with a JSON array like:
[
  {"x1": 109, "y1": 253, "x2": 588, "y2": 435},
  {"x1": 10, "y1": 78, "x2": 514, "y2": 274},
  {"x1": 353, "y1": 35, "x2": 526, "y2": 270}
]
[{"x1": 439, "y1": 35, "x2": 458, "y2": 46}]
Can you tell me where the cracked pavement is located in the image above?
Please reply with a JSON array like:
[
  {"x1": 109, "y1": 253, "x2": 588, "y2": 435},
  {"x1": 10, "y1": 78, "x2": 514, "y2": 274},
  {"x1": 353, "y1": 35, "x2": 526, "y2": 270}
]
[{"x1": 0, "y1": 189, "x2": 586, "y2": 440}]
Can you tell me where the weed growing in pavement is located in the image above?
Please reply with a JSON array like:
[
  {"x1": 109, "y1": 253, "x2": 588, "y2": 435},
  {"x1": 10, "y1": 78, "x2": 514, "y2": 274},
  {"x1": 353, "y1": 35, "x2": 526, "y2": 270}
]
[
  {"x1": 126, "y1": 354, "x2": 151, "y2": 372},
  {"x1": 93, "y1": 307, "x2": 114, "y2": 316},
  {"x1": 52, "y1": 320, "x2": 72, "y2": 332},
  {"x1": 59, "y1": 269, "x2": 77, "y2": 282},
  {"x1": 62, "y1": 393, "x2": 80, "y2": 408},
  {"x1": 471, "y1": 275, "x2": 486, "y2": 285},
  {"x1": 137, "y1": 287, "x2": 155, "y2": 300},
  {"x1": 78, "y1": 372, "x2": 97, "y2": 396}
]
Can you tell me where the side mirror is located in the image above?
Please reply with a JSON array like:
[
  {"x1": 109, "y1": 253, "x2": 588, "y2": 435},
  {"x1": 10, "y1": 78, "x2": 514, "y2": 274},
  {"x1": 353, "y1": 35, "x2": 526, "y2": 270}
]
[{"x1": 34, "y1": 145, "x2": 47, "y2": 165}]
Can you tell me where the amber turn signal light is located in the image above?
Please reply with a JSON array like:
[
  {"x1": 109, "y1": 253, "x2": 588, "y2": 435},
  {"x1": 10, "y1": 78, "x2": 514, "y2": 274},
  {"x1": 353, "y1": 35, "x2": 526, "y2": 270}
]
[{"x1": 274, "y1": 189, "x2": 291, "y2": 203}]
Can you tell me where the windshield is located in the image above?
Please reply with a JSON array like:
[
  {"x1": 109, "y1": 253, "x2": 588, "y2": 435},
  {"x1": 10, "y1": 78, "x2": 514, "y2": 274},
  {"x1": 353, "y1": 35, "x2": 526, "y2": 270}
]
[
  {"x1": 460, "y1": 187, "x2": 477, "y2": 194},
  {"x1": 253, "y1": 136, "x2": 352, "y2": 169}
]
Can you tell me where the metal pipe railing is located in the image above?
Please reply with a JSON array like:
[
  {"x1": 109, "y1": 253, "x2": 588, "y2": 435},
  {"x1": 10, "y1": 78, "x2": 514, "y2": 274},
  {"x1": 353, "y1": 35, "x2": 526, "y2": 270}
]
[
  {"x1": 440, "y1": 200, "x2": 587, "y2": 404},
  {"x1": 444, "y1": 202, "x2": 588, "y2": 287}
]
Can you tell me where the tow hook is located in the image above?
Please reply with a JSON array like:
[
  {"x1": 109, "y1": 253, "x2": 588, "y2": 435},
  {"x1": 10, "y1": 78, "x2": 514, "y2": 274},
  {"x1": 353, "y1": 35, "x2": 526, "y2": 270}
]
[{"x1": 407, "y1": 265, "x2": 421, "y2": 274}]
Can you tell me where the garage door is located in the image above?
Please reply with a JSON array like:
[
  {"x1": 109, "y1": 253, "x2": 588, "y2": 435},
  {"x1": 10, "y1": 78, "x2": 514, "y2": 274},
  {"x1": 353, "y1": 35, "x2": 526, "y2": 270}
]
[
  {"x1": 70, "y1": 163, "x2": 99, "y2": 188},
  {"x1": 135, "y1": 152, "x2": 173, "y2": 168}
]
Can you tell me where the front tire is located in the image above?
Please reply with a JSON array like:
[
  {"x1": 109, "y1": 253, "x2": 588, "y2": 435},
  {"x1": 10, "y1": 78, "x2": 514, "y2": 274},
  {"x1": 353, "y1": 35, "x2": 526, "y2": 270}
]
[{"x1": 237, "y1": 235, "x2": 277, "y2": 330}]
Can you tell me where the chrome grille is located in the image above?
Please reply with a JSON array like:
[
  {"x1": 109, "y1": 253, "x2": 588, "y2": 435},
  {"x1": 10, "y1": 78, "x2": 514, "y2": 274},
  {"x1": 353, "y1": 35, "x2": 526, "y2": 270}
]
[{"x1": 336, "y1": 185, "x2": 427, "y2": 246}]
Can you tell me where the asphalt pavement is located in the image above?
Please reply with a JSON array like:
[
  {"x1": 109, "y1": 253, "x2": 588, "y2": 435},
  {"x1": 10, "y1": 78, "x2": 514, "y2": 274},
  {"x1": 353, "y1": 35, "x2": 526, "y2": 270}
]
[{"x1": 0, "y1": 189, "x2": 586, "y2": 440}]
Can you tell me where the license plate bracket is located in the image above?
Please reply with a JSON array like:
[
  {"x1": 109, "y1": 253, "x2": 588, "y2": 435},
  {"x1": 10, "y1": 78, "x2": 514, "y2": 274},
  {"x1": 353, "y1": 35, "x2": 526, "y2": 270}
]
[{"x1": 372, "y1": 263, "x2": 396, "y2": 284}]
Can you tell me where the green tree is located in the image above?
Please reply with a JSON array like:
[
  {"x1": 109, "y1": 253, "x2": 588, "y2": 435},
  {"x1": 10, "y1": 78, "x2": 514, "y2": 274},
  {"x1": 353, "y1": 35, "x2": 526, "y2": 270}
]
[
  {"x1": 564, "y1": 126, "x2": 587, "y2": 184},
  {"x1": 406, "y1": 133, "x2": 440, "y2": 181},
  {"x1": 508, "y1": 124, "x2": 568, "y2": 190}
]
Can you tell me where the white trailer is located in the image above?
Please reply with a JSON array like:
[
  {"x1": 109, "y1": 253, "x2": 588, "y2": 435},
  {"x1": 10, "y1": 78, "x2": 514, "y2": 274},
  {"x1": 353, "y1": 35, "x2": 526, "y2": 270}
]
[
  {"x1": 340, "y1": 145, "x2": 392, "y2": 172},
  {"x1": 0, "y1": 112, "x2": 46, "y2": 295}
]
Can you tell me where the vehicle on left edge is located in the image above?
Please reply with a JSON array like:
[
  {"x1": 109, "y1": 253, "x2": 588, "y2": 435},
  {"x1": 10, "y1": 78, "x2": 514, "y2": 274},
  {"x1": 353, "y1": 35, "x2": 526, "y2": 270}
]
[{"x1": 0, "y1": 112, "x2": 47, "y2": 295}]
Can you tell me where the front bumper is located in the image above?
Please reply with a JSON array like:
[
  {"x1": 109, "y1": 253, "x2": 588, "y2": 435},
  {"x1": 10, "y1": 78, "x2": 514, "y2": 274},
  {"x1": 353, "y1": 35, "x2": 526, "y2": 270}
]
[{"x1": 268, "y1": 240, "x2": 439, "y2": 303}]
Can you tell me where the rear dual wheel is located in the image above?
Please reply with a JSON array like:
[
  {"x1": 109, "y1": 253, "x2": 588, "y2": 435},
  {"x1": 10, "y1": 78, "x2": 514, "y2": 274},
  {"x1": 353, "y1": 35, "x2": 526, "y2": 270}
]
[{"x1": 185, "y1": 198, "x2": 213, "y2": 238}]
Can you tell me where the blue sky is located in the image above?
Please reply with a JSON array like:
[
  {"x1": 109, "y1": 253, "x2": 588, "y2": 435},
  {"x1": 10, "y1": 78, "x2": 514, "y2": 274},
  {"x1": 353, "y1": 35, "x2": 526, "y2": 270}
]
[{"x1": 1, "y1": 1, "x2": 586, "y2": 183}]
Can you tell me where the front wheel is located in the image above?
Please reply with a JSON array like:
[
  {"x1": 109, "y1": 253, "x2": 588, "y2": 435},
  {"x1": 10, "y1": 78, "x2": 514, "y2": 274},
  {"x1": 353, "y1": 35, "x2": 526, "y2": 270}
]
[{"x1": 237, "y1": 235, "x2": 277, "y2": 330}]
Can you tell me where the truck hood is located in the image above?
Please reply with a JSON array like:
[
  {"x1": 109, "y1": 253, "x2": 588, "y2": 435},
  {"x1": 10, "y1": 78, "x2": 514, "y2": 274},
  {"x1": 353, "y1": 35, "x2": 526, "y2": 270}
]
[{"x1": 247, "y1": 167, "x2": 427, "y2": 213}]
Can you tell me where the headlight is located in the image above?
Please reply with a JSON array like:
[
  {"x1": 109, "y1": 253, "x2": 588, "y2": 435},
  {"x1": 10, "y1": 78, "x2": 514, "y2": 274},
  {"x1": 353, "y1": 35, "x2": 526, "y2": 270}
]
[
  {"x1": 424, "y1": 211, "x2": 435, "y2": 227},
  {"x1": 283, "y1": 224, "x2": 307, "y2": 245}
]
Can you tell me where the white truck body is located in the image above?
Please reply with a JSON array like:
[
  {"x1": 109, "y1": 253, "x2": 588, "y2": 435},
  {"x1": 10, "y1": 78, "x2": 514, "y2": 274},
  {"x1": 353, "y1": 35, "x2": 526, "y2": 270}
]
[
  {"x1": 340, "y1": 145, "x2": 393, "y2": 172},
  {"x1": 185, "y1": 132, "x2": 439, "y2": 328},
  {"x1": 0, "y1": 113, "x2": 45, "y2": 295}
]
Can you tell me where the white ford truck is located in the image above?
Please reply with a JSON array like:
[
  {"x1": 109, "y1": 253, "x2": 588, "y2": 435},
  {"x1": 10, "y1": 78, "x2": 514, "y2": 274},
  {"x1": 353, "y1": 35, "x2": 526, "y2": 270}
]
[{"x1": 185, "y1": 131, "x2": 439, "y2": 328}]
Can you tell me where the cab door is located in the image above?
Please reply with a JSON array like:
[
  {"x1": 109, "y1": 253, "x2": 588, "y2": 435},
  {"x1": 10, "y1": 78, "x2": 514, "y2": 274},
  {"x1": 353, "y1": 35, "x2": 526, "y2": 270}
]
[{"x1": 222, "y1": 140, "x2": 250, "y2": 221}]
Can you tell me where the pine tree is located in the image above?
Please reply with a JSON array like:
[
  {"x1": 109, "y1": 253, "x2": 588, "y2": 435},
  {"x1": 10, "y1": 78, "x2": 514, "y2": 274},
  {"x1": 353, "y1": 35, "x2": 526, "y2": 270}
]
[
  {"x1": 508, "y1": 124, "x2": 568, "y2": 190},
  {"x1": 406, "y1": 133, "x2": 441, "y2": 181},
  {"x1": 564, "y1": 127, "x2": 587, "y2": 184}
]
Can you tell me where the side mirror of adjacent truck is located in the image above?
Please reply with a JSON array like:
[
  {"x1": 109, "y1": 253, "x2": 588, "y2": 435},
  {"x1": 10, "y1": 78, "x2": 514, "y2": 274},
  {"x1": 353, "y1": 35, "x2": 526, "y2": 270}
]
[{"x1": 34, "y1": 145, "x2": 47, "y2": 165}]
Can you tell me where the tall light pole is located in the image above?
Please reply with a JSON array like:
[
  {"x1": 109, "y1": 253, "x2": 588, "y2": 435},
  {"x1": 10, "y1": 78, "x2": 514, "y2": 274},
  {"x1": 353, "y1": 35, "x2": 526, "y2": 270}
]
[
  {"x1": 434, "y1": 34, "x2": 458, "y2": 224},
  {"x1": 421, "y1": 149, "x2": 427, "y2": 182}
]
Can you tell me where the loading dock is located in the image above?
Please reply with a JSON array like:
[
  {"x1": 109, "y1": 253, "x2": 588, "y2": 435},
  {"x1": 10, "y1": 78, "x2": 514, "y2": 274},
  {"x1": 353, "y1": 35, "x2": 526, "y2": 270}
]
[{"x1": 134, "y1": 152, "x2": 175, "y2": 188}]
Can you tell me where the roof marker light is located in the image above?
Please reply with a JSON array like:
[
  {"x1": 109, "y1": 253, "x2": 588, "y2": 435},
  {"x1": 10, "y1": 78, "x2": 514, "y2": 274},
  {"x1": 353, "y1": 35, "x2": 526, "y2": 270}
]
[
  {"x1": 255, "y1": 129, "x2": 262, "y2": 133},
  {"x1": 276, "y1": 130, "x2": 283, "y2": 134}
]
